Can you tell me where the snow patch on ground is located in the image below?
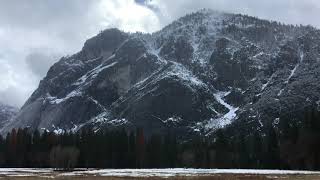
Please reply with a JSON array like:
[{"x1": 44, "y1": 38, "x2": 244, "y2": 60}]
[
  {"x1": 0, "y1": 168, "x2": 319, "y2": 177},
  {"x1": 60, "y1": 168, "x2": 320, "y2": 177},
  {"x1": 0, "y1": 168, "x2": 52, "y2": 177}
]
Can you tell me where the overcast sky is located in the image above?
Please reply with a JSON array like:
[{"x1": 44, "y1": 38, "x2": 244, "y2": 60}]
[{"x1": 0, "y1": 0, "x2": 320, "y2": 107}]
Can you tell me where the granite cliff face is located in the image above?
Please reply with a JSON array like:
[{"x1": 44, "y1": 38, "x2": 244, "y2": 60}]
[
  {"x1": 3, "y1": 9, "x2": 320, "y2": 137},
  {"x1": 0, "y1": 103, "x2": 18, "y2": 129}
]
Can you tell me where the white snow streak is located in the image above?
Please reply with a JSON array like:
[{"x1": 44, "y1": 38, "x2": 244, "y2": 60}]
[
  {"x1": 285, "y1": 65, "x2": 298, "y2": 84},
  {"x1": 51, "y1": 90, "x2": 82, "y2": 104},
  {"x1": 277, "y1": 89, "x2": 284, "y2": 96},
  {"x1": 163, "y1": 116, "x2": 183, "y2": 124},
  {"x1": 285, "y1": 51, "x2": 304, "y2": 84},
  {"x1": 205, "y1": 91, "x2": 238, "y2": 130},
  {"x1": 168, "y1": 62, "x2": 205, "y2": 87},
  {"x1": 48, "y1": 61, "x2": 118, "y2": 104},
  {"x1": 73, "y1": 61, "x2": 118, "y2": 86},
  {"x1": 261, "y1": 73, "x2": 275, "y2": 91}
]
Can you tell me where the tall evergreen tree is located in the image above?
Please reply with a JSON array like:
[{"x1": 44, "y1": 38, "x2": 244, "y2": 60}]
[{"x1": 264, "y1": 126, "x2": 281, "y2": 169}]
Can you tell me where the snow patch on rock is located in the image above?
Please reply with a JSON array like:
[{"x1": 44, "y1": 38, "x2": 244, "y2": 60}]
[
  {"x1": 50, "y1": 90, "x2": 82, "y2": 104},
  {"x1": 285, "y1": 51, "x2": 304, "y2": 84},
  {"x1": 168, "y1": 62, "x2": 205, "y2": 87},
  {"x1": 73, "y1": 61, "x2": 118, "y2": 86},
  {"x1": 205, "y1": 91, "x2": 239, "y2": 131}
]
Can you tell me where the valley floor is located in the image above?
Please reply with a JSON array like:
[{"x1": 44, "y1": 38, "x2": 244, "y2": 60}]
[{"x1": 0, "y1": 168, "x2": 320, "y2": 179}]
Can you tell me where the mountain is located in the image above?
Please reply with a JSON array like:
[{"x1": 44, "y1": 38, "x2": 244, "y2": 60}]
[
  {"x1": 0, "y1": 103, "x2": 18, "y2": 129},
  {"x1": 2, "y1": 9, "x2": 320, "y2": 137}
]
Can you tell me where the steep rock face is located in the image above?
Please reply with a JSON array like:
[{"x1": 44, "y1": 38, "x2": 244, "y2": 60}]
[
  {"x1": 0, "y1": 103, "x2": 18, "y2": 129},
  {"x1": 3, "y1": 9, "x2": 320, "y2": 137}
]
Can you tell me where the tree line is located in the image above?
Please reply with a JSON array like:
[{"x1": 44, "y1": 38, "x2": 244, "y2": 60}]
[{"x1": 0, "y1": 108, "x2": 319, "y2": 170}]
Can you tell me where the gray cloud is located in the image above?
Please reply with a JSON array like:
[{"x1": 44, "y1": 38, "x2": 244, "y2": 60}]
[
  {"x1": 0, "y1": 0, "x2": 102, "y2": 107},
  {"x1": 0, "y1": 1, "x2": 93, "y2": 26},
  {"x1": 0, "y1": 0, "x2": 158, "y2": 107},
  {"x1": 25, "y1": 52, "x2": 60, "y2": 78},
  {"x1": 0, "y1": 0, "x2": 320, "y2": 107},
  {"x1": 147, "y1": 0, "x2": 320, "y2": 28}
]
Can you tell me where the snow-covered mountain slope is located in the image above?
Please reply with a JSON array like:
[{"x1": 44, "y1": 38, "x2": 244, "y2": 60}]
[
  {"x1": 3, "y1": 9, "x2": 320, "y2": 137},
  {"x1": 0, "y1": 103, "x2": 18, "y2": 129}
]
